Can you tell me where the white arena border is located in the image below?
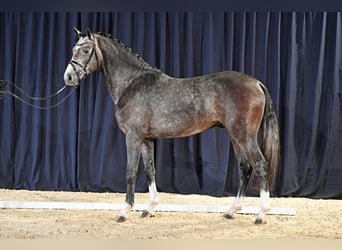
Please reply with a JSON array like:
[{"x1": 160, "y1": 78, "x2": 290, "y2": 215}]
[{"x1": 0, "y1": 201, "x2": 296, "y2": 215}]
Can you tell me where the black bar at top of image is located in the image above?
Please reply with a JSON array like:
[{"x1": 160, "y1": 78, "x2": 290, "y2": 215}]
[{"x1": 1, "y1": 0, "x2": 342, "y2": 12}]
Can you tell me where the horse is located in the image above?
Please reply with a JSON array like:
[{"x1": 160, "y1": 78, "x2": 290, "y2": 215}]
[{"x1": 64, "y1": 27, "x2": 280, "y2": 224}]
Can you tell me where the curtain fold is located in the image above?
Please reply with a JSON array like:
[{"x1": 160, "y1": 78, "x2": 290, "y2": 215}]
[{"x1": 0, "y1": 12, "x2": 341, "y2": 198}]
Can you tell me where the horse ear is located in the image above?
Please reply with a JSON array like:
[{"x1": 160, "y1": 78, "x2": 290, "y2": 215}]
[
  {"x1": 86, "y1": 27, "x2": 92, "y2": 39},
  {"x1": 74, "y1": 27, "x2": 82, "y2": 38}
]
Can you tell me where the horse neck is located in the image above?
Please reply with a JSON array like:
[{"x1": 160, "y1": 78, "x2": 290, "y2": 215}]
[{"x1": 98, "y1": 37, "x2": 160, "y2": 105}]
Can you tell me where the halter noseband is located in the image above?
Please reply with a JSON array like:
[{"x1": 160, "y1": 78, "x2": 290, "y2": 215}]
[{"x1": 69, "y1": 41, "x2": 99, "y2": 81}]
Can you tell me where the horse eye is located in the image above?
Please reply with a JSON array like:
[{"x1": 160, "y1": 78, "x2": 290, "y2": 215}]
[{"x1": 82, "y1": 48, "x2": 89, "y2": 54}]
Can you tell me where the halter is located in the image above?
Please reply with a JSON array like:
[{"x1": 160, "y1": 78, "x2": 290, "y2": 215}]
[{"x1": 68, "y1": 40, "x2": 99, "y2": 81}]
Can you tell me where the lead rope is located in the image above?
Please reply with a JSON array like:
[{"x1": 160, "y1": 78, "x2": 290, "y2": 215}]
[{"x1": 0, "y1": 80, "x2": 78, "y2": 110}]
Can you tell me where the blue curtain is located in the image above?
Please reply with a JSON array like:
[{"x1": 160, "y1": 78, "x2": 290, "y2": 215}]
[{"x1": 0, "y1": 12, "x2": 341, "y2": 198}]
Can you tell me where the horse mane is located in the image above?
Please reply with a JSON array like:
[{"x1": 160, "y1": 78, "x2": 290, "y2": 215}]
[{"x1": 95, "y1": 32, "x2": 161, "y2": 72}]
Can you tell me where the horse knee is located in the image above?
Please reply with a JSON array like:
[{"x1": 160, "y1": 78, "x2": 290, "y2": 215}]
[
  {"x1": 144, "y1": 159, "x2": 156, "y2": 183},
  {"x1": 126, "y1": 175, "x2": 137, "y2": 185},
  {"x1": 126, "y1": 165, "x2": 139, "y2": 184}
]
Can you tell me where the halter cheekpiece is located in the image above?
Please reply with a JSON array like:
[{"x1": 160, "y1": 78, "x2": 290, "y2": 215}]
[{"x1": 69, "y1": 40, "x2": 99, "y2": 81}]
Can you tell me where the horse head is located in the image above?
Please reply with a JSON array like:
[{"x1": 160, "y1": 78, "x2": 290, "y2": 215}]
[{"x1": 64, "y1": 27, "x2": 102, "y2": 86}]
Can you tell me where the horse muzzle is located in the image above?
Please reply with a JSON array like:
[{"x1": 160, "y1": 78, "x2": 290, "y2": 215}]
[{"x1": 64, "y1": 64, "x2": 80, "y2": 86}]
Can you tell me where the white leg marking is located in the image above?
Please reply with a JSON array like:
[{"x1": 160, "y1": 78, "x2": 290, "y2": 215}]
[
  {"x1": 225, "y1": 195, "x2": 244, "y2": 217},
  {"x1": 256, "y1": 189, "x2": 271, "y2": 223},
  {"x1": 260, "y1": 189, "x2": 270, "y2": 210},
  {"x1": 119, "y1": 202, "x2": 132, "y2": 218},
  {"x1": 146, "y1": 181, "x2": 159, "y2": 213}
]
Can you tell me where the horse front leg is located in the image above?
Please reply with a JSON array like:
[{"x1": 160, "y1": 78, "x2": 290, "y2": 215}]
[
  {"x1": 117, "y1": 133, "x2": 142, "y2": 222},
  {"x1": 140, "y1": 140, "x2": 159, "y2": 218}
]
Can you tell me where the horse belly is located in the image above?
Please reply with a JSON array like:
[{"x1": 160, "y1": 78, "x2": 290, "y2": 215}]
[
  {"x1": 147, "y1": 99, "x2": 222, "y2": 139},
  {"x1": 150, "y1": 117, "x2": 217, "y2": 138}
]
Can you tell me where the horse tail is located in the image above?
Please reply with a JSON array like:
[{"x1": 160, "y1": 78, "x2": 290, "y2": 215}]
[{"x1": 259, "y1": 82, "x2": 280, "y2": 189}]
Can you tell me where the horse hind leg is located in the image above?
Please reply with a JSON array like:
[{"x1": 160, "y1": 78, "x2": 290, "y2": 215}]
[
  {"x1": 253, "y1": 159, "x2": 271, "y2": 224},
  {"x1": 246, "y1": 141, "x2": 271, "y2": 224},
  {"x1": 140, "y1": 140, "x2": 159, "y2": 218},
  {"x1": 224, "y1": 153, "x2": 253, "y2": 219},
  {"x1": 225, "y1": 138, "x2": 271, "y2": 224}
]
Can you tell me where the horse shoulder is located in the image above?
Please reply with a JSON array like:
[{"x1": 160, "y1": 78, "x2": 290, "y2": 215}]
[{"x1": 114, "y1": 71, "x2": 163, "y2": 133}]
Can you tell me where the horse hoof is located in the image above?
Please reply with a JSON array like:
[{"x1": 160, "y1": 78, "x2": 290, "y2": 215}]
[
  {"x1": 117, "y1": 216, "x2": 127, "y2": 223},
  {"x1": 223, "y1": 214, "x2": 234, "y2": 219},
  {"x1": 141, "y1": 210, "x2": 155, "y2": 218},
  {"x1": 141, "y1": 210, "x2": 149, "y2": 218},
  {"x1": 254, "y1": 218, "x2": 267, "y2": 225}
]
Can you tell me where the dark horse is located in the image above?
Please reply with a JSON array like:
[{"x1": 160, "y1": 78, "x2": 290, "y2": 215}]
[{"x1": 64, "y1": 28, "x2": 280, "y2": 224}]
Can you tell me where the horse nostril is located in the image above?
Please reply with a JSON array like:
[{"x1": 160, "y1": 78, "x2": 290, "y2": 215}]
[{"x1": 64, "y1": 71, "x2": 75, "y2": 85}]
